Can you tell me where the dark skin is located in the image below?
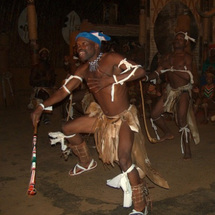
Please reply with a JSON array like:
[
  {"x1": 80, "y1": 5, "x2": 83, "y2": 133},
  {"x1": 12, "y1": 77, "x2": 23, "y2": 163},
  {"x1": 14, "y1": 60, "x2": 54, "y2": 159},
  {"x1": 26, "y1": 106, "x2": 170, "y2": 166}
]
[
  {"x1": 146, "y1": 33, "x2": 194, "y2": 160},
  {"x1": 31, "y1": 37, "x2": 146, "y2": 210}
]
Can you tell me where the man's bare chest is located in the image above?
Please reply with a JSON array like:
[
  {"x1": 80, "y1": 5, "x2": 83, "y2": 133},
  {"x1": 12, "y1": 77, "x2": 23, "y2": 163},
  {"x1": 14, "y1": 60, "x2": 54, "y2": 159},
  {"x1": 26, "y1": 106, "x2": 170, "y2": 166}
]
[{"x1": 170, "y1": 56, "x2": 187, "y2": 70}]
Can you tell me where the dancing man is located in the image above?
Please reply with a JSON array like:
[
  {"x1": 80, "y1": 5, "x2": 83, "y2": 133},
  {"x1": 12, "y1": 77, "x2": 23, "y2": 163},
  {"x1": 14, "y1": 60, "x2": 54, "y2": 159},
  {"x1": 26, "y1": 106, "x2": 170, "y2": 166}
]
[
  {"x1": 144, "y1": 32, "x2": 200, "y2": 160},
  {"x1": 31, "y1": 31, "x2": 169, "y2": 215}
]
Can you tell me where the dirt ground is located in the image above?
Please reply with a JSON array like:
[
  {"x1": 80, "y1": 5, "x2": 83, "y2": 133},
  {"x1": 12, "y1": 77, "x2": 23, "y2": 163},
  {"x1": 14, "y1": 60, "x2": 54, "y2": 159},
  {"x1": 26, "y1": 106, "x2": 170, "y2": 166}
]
[{"x1": 1, "y1": 91, "x2": 215, "y2": 215}]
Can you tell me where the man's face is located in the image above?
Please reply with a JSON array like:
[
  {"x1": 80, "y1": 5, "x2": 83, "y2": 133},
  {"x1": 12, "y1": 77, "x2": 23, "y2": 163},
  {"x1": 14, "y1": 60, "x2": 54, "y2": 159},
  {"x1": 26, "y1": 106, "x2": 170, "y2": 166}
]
[
  {"x1": 76, "y1": 37, "x2": 98, "y2": 62},
  {"x1": 173, "y1": 33, "x2": 186, "y2": 49},
  {"x1": 39, "y1": 50, "x2": 49, "y2": 61},
  {"x1": 206, "y1": 75, "x2": 214, "y2": 84}
]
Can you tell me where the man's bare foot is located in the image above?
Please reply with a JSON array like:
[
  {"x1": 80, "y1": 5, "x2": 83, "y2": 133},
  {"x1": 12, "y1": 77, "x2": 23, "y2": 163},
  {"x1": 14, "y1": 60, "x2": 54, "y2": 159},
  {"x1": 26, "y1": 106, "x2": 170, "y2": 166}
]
[
  {"x1": 183, "y1": 153, "x2": 192, "y2": 160},
  {"x1": 211, "y1": 115, "x2": 215, "y2": 121},
  {"x1": 156, "y1": 133, "x2": 174, "y2": 143},
  {"x1": 183, "y1": 141, "x2": 192, "y2": 160}
]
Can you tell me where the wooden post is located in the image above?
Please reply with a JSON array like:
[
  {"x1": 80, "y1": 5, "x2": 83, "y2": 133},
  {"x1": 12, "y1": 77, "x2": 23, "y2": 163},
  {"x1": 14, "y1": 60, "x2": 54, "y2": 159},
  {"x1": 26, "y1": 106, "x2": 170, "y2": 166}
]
[
  {"x1": 139, "y1": 0, "x2": 148, "y2": 67},
  {"x1": 213, "y1": 0, "x2": 215, "y2": 43},
  {"x1": 27, "y1": 0, "x2": 39, "y2": 65},
  {"x1": 0, "y1": 32, "x2": 10, "y2": 106},
  {"x1": 0, "y1": 33, "x2": 9, "y2": 74},
  {"x1": 201, "y1": 0, "x2": 211, "y2": 65},
  {"x1": 202, "y1": 18, "x2": 210, "y2": 45},
  {"x1": 139, "y1": 0, "x2": 146, "y2": 46}
]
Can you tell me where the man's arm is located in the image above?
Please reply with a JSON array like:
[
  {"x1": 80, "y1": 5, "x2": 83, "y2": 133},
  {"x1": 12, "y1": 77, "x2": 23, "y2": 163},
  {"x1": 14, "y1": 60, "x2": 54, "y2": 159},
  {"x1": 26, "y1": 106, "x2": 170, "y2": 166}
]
[
  {"x1": 191, "y1": 60, "x2": 200, "y2": 86},
  {"x1": 31, "y1": 87, "x2": 70, "y2": 127},
  {"x1": 113, "y1": 60, "x2": 145, "y2": 83},
  {"x1": 88, "y1": 54, "x2": 146, "y2": 92},
  {"x1": 151, "y1": 54, "x2": 192, "y2": 82},
  {"x1": 31, "y1": 65, "x2": 86, "y2": 127},
  {"x1": 142, "y1": 54, "x2": 170, "y2": 82}
]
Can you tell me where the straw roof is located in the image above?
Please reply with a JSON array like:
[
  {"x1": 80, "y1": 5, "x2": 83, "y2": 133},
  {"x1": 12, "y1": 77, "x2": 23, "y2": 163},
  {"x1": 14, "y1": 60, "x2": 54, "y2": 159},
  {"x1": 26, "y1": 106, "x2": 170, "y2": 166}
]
[{"x1": 0, "y1": 0, "x2": 139, "y2": 68}]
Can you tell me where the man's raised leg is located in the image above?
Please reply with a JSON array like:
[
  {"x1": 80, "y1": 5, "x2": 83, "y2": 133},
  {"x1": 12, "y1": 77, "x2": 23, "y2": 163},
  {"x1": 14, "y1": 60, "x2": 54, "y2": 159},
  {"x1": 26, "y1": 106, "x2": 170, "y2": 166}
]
[
  {"x1": 150, "y1": 96, "x2": 174, "y2": 142},
  {"x1": 62, "y1": 116, "x2": 97, "y2": 175}
]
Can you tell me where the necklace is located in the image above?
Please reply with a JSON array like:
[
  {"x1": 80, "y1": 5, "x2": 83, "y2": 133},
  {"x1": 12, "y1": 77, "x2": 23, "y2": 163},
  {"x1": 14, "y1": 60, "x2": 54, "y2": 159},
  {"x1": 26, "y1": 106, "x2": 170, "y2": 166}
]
[{"x1": 89, "y1": 53, "x2": 103, "y2": 72}]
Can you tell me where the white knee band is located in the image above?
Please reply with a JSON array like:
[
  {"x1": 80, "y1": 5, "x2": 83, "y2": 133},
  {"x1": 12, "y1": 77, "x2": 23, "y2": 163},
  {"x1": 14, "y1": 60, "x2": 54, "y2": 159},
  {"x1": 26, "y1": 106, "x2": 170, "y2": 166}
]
[
  {"x1": 150, "y1": 116, "x2": 163, "y2": 140},
  {"x1": 48, "y1": 131, "x2": 76, "y2": 151},
  {"x1": 179, "y1": 125, "x2": 190, "y2": 154},
  {"x1": 107, "y1": 164, "x2": 135, "y2": 208}
]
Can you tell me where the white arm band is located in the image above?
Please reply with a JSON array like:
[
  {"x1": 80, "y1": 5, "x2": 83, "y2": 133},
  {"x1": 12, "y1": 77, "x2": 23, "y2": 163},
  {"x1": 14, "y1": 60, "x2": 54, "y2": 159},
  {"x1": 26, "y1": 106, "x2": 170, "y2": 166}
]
[
  {"x1": 111, "y1": 59, "x2": 142, "y2": 102},
  {"x1": 39, "y1": 103, "x2": 53, "y2": 111},
  {"x1": 113, "y1": 75, "x2": 118, "y2": 83},
  {"x1": 62, "y1": 85, "x2": 71, "y2": 94},
  {"x1": 61, "y1": 75, "x2": 83, "y2": 94},
  {"x1": 113, "y1": 75, "x2": 123, "y2": 85}
]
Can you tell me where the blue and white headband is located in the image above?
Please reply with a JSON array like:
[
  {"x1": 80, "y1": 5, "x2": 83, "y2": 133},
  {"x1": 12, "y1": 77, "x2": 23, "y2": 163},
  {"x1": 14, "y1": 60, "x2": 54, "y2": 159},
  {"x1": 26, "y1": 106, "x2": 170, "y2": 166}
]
[{"x1": 75, "y1": 31, "x2": 111, "y2": 47}]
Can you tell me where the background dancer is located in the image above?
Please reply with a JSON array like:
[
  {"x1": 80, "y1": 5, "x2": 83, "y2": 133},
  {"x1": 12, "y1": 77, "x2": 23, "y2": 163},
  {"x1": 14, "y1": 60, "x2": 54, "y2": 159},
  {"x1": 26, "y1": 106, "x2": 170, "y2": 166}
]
[
  {"x1": 28, "y1": 48, "x2": 56, "y2": 124},
  {"x1": 144, "y1": 32, "x2": 200, "y2": 160}
]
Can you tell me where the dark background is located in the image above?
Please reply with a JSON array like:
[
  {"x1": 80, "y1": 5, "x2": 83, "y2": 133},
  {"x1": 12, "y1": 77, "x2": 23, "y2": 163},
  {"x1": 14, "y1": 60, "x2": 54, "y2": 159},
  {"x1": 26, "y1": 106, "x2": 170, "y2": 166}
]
[{"x1": 0, "y1": 0, "x2": 140, "y2": 68}]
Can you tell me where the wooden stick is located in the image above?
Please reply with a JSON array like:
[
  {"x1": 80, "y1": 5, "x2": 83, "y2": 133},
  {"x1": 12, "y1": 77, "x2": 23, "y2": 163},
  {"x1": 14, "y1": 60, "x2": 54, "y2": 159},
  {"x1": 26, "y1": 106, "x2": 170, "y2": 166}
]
[
  {"x1": 139, "y1": 80, "x2": 158, "y2": 143},
  {"x1": 27, "y1": 125, "x2": 37, "y2": 195},
  {"x1": 66, "y1": 94, "x2": 73, "y2": 121}
]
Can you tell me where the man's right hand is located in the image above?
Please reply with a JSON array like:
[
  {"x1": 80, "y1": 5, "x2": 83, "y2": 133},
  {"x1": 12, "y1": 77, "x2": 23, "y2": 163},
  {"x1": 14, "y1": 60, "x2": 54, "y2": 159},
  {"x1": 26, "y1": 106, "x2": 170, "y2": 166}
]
[{"x1": 31, "y1": 105, "x2": 43, "y2": 127}]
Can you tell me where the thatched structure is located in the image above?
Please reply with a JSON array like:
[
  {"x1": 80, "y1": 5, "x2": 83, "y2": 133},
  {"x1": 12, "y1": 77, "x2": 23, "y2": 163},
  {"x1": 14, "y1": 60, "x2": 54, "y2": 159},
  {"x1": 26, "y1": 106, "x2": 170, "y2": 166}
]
[
  {"x1": 0, "y1": 0, "x2": 140, "y2": 68},
  {"x1": 0, "y1": 0, "x2": 214, "y2": 107}
]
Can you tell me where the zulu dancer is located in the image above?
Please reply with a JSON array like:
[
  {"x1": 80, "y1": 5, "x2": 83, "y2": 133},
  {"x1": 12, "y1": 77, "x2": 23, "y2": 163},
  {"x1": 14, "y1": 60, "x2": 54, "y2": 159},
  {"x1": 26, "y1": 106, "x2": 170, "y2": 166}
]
[
  {"x1": 144, "y1": 32, "x2": 200, "y2": 160},
  {"x1": 31, "y1": 31, "x2": 169, "y2": 215}
]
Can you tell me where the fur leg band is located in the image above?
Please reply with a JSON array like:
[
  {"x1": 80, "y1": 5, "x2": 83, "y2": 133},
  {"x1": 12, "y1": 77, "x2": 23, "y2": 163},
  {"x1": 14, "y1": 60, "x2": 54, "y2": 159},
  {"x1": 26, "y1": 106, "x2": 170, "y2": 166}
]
[
  {"x1": 70, "y1": 141, "x2": 92, "y2": 164},
  {"x1": 131, "y1": 180, "x2": 150, "y2": 214}
]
